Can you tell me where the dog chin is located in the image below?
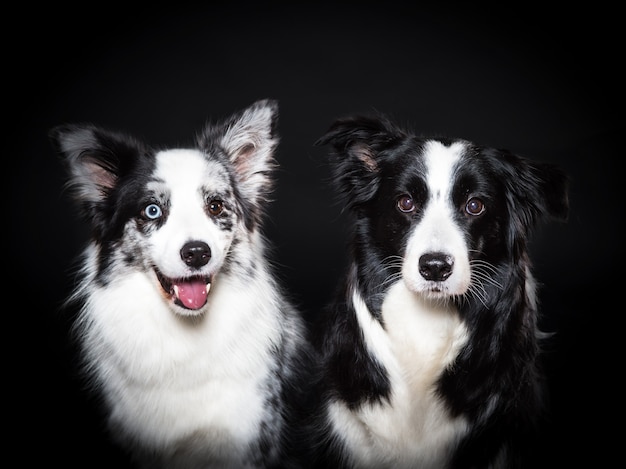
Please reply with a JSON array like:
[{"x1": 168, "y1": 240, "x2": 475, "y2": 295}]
[
  {"x1": 170, "y1": 297, "x2": 210, "y2": 317},
  {"x1": 404, "y1": 278, "x2": 466, "y2": 301}
]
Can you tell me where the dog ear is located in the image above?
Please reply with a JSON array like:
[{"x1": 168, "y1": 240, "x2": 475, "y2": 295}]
[
  {"x1": 200, "y1": 99, "x2": 279, "y2": 208},
  {"x1": 495, "y1": 150, "x2": 569, "y2": 256},
  {"x1": 316, "y1": 114, "x2": 407, "y2": 207},
  {"x1": 502, "y1": 153, "x2": 569, "y2": 225},
  {"x1": 527, "y1": 161, "x2": 569, "y2": 222},
  {"x1": 49, "y1": 124, "x2": 146, "y2": 237}
]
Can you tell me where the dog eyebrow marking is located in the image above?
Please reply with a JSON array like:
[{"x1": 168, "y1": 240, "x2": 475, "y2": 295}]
[{"x1": 424, "y1": 140, "x2": 464, "y2": 203}]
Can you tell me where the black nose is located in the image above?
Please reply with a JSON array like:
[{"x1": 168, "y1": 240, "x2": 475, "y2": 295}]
[
  {"x1": 419, "y1": 252, "x2": 454, "y2": 281},
  {"x1": 180, "y1": 241, "x2": 211, "y2": 269}
]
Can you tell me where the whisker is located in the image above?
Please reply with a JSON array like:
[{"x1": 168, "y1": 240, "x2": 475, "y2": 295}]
[
  {"x1": 470, "y1": 260, "x2": 503, "y2": 289},
  {"x1": 470, "y1": 259, "x2": 499, "y2": 274},
  {"x1": 467, "y1": 281, "x2": 489, "y2": 307},
  {"x1": 378, "y1": 255, "x2": 404, "y2": 287},
  {"x1": 463, "y1": 258, "x2": 503, "y2": 307},
  {"x1": 381, "y1": 271, "x2": 403, "y2": 287},
  {"x1": 380, "y1": 255, "x2": 404, "y2": 268}
]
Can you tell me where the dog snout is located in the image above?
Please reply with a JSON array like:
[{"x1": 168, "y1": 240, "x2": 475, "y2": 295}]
[
  {"x1": 180, "y1": 241, "x2": 211, "y2": 269},
  {"x1": 419, "y1": 252, "x2": 454, "y2": 281}
]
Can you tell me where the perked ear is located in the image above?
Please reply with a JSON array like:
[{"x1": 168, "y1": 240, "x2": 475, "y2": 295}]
[
  {"x1": 49, "y1": 124, "x2": 145, "y2": 231},
  {"x1": 316, "y1": 114, "x2": 407, "y2": 207},
  {"x1": 200, "y1": 99, "x2": 279, "y2": 206}
]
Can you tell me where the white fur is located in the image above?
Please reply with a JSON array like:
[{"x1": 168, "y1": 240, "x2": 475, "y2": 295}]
[
  {"x1": 403, "y1": 140, "x2": 471, "y2": 297},
  {"x1": 149, "y1": 150, "x2": 235, "y2": 289},
  {"x1": 71, "y1": 149, "x2": 296, "y2": 467},
  {"x1": 328, "y1": 140, "x2": 476, "y2": 468},
  {"x1": 329, "y1": 282, "x2": 469, "y2": 469},
  {"x1": 79, "y1": 250, "x2": 281, "y2": 439}
]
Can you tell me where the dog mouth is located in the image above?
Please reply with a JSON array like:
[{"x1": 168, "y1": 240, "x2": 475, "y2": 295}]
[{"x1": 155, "y1": 270, "x2": 212, "y2": 311}]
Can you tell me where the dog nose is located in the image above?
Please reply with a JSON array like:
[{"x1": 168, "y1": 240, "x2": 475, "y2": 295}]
[
  {"x1": 180, "y1": 241, "x2": 211, "y2": 269},
  {"x1": 419, "y1": 252, "x2": 454, "y2": 281}
]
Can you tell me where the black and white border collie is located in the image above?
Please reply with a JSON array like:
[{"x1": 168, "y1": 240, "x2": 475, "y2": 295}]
[
  {"x1": 309, "y1": 113, "x2": 569, "y2": 469},
  {"x1": 50, "y1": 99, "x2": 310, "y2": 468}
]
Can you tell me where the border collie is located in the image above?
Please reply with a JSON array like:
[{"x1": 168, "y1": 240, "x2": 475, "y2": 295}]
[
  {"x1": 50, "y1": 99, "x2": 310, "y2": 468},
  {"x1": 308, "y1": 113, "x2": 569, "y2": 468}
]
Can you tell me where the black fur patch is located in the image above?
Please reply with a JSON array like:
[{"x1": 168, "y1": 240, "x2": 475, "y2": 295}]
[{"x1": 309, "y1": 112, "x2": 569, "y2": 468}]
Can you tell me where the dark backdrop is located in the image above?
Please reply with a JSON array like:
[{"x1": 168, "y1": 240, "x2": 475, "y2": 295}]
[{"x1": 10, "y1": 4, "x2": 622, "y2": 467}]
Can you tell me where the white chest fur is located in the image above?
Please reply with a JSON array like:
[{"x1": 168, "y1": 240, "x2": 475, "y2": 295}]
[
  {"x1": 328, "y1": 281, "x2": 470, "y2": 469},
  {"x1": 80, "y1": 263, "x2": 285, "y2": 460}
]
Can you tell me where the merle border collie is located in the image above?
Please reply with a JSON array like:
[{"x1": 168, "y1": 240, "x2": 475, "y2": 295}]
[
  {"x1": 308, "y1": 113, "x2": 569, "y2": 469},
  {"x1": 50, "y1": 99, "x2": 310, "y2": 468}
]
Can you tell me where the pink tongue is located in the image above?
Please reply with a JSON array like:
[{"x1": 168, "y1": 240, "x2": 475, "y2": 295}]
[{"x1": 174, "y1": 279, "x2": 209, "y2": 310}]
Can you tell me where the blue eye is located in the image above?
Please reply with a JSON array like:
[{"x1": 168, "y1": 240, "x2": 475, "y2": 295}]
[{"x1": 144, "y1": 203, "x2": 162, "y2": 219}]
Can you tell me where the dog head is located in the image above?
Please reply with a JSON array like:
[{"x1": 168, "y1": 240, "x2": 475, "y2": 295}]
[
  {"x1": 317, "y1": 114, "x2": 569, "y2": 307},
  {"x1": 51, "y1": 99, "x2": 279, "y2": 316}
]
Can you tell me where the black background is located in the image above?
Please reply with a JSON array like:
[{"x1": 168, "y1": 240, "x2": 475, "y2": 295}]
[{"x1": 10, "y1": 4, "x2": 622, "y2": 467}]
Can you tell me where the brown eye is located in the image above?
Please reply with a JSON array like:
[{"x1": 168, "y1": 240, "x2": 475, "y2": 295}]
[
  {"x1": 465, "y1": 197, "x2": 485, "y2": 216},
  {"x1": 397, "y1": 195, "x2": 416, "y2": 213},
  {"x1": 208, "y1": 199, "x2": 224, "y2": 216}
]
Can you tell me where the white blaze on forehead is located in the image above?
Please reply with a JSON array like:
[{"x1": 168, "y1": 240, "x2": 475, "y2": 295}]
[
  {"x1": 419, "y1": 140, "x2": 465, "y2": 246},
  {"x1": 402, "y1": 140, "x2": 471, "y2": 296},
  {"x1": 154, "y1": 149, "x2": 229, "y2": 194},
  {"x1": 147, "y1": 149, "x2": 232, "y2": 278},
  {"x1": 423, "y1": 140, "x2": 465, "y2": 200}
]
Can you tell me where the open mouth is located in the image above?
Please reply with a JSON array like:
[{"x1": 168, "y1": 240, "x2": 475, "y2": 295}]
[{"x1": 155, "y1": 269, "x2": 212, "y2": 310}]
